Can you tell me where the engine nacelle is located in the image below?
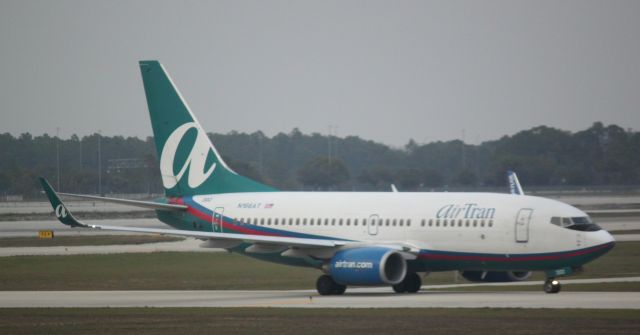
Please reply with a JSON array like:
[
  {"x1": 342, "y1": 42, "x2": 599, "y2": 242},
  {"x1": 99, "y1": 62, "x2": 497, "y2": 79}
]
[
  {"x1": 329, "y1": 247, "x2": 407, "y2": 286},
  {"x1": 460, "y1": 270, "x2": 532, "y2": 282}
]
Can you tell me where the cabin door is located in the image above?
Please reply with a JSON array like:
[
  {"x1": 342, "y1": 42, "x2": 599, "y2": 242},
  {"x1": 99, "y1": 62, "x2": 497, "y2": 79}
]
[
  {"x1": 212, "y1": 207, "x2": 224, "y2": 233},
  {"x1": 515, "y1": 208, "x2": 532, "y2": 243},
  {"x1": 368, "y1": 214, "x2": 379, "y2": 236}
]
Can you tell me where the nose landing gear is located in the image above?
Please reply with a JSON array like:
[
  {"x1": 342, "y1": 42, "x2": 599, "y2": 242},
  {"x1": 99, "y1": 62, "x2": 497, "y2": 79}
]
[{"x1": 543, "y1": 278, "x2": 561, "y2": 294}]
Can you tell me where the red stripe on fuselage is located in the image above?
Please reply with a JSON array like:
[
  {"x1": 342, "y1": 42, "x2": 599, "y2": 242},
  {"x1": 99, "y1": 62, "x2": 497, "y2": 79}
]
[{"x1": 172, "y1": 197, "x2": 286, "y2": 237}]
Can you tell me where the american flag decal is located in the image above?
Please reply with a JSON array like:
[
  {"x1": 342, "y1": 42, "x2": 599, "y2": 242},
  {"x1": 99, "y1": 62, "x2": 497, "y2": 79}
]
[{"x1": 264, "y1": 203, "x2": 274, "y2": 209}]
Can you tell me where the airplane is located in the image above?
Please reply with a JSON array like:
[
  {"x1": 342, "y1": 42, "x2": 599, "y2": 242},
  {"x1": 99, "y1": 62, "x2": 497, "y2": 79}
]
[{"x1": 39, "y1": 60, "x2": 615, "y2": 295}]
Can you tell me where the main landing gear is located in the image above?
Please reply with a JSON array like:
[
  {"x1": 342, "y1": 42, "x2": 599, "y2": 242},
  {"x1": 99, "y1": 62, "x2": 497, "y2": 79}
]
[
  {"x1": 316, "y1": 275, "x2": 347, "y2": 296},
  {"x1": 544, "y1": 278, "x2": 561, "y2": 294},
  {"x1": 392, "y1": 272, "x2": 422, "y2": 293}
]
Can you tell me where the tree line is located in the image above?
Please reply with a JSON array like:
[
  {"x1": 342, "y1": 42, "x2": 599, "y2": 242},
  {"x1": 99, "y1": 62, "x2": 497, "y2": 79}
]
[{"x1": 0, "y1": 122, "x2": 638, "y2": 199}]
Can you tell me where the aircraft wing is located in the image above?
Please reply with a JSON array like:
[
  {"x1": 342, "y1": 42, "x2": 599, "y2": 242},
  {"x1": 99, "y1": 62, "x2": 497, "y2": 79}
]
[
  {"x1": 39, "y1": 177, "x2": 423, "y2": 257},
  {"x1": 39, "y1": 177, "x2": 345, "y2": 249}
]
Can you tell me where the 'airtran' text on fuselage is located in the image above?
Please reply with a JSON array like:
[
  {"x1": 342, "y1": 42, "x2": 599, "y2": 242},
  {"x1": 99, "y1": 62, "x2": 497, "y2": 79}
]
[{"x1": 436, "y1": 203, "x2": 496, "y2": 219}]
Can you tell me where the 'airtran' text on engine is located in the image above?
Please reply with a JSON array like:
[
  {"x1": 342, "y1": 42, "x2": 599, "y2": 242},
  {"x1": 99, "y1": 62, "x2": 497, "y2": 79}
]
[{"x1": 333, "y1": 260, "x2": 374, "y2": 269}]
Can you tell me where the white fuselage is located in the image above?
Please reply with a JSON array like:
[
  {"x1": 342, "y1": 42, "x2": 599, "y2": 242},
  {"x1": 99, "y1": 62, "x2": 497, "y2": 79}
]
[{"x1": 189, "y1": 192, "x2": 614, "y2": 257}]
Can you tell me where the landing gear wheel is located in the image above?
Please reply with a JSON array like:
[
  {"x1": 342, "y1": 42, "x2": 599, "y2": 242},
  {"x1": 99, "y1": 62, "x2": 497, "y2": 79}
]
[
  {"x1": 333, "y1": 284, "x2": 347, "y2": 295},
  {"x1": 392, "y1": 281, "x2": 406, "y2": 293},
  {"x1": 392, "y1": 273, "x2": 422, "y2": 293},
  {"x1": 405, "y1": 273, "x2": 422, "y2": 293},
  {"x1": 316, "y1": 275, "x2": 347, "y2": 295},
  {"x1": 544, "y1": 278, "x2": 561, "y2": 294}
]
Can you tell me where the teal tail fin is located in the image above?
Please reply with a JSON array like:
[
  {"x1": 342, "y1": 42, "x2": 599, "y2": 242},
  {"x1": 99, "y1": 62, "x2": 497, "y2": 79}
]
[{"x1": 138, "y1": 60, "x2": 276, "y2": 196}]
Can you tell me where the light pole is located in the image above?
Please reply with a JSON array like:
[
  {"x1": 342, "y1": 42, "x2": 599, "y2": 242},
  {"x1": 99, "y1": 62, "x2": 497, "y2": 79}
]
[
  {"x1": 98, "y1": 131, "x2": 102, "y2": 196},
  {"x1": 56, "y1": 127, "x2": 60, "y2": 190}
]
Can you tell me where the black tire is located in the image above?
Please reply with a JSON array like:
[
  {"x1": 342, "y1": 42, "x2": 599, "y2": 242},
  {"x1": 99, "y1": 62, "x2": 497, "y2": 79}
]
[
  {"x1": 333, "y1": 284, "x2": 347, "y2": 295},
  {"x1": 316, "y1": 275, "x2": 336, "y2": 296},
  {"x1": 405, "y1": 273, "x2": 422, "y2": 293},
  {"x1": 543, "y1": 279, "x2": 561, "y2": 294},
  {"x1": 392, "y1": 281, "x2": 407, "y2": 293}
]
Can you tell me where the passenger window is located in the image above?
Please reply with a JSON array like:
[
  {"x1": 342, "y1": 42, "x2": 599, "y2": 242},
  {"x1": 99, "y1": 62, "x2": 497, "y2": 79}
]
[
  {"x1": 443, "y1": 219, "x2": 448, "y2": 227},
  {"x1": 465, "y1": 220, "x2": 470, "y2": 227},
  {"x1": 458, "y1": 219, "x2": 463, "y2": 227},
  {"x1": 378, "y1": 218, "x2": 383, "y2": 226},
  {"x1": 429, "y1": 219, "x2": 433, "y2": 227},
  {"x1": 274, "y1": 218, "x2": 278, "y2": 225},
  {"x1": 488, "y1": 220, "x2": 493, "y2": 227},
  {"x1": 346, "y1": 219, "x2": 351, "y2": 226},
  {"x1": 260, "y1": 218, "x2": 265, "y2": 225},
  {"x1": 436, "y1": 219, "x2": 440, "y2": 227},
  {"x1": 399, "y1": 219, "x2": 404, "y2": 227},
  {"x1": 354, "y1": 219, "x2": 358, "y2": 226},
  {"x1": 421, "y1": 219, "x2": 426, "y2": 227}
]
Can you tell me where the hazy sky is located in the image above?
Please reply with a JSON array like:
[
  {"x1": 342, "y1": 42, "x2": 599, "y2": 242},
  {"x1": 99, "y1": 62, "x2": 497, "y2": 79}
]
[{"x1": 1, "y1": 0, "x2": 639, "y2": 146}]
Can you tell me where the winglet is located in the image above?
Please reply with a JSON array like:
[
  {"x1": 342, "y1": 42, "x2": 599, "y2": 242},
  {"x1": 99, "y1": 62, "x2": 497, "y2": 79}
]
[
  {"x1": 507, "y1": 170, "x2": 525, "y2": 195},
  {"x1": 38, "y1": 177, "x2": 87, "y2": 227}
]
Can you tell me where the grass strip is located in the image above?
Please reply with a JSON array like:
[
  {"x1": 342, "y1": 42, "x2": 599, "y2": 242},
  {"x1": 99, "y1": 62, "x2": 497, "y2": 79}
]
[{"x1": 0, "y1": 308, "x2": 638, "y2": 335}]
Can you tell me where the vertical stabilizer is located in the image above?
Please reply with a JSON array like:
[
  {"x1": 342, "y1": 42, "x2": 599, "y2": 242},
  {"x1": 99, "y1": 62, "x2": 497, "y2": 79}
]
[
  {"x1": 507, "y1": 170, "x2": 525, "y2": 195},
  {"x1": 139, "y1": 60, "x2": 276, "y2": 196}
]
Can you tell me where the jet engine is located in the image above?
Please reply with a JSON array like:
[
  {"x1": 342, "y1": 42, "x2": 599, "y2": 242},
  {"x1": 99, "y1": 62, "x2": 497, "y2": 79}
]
[
  {"x1": 460, "y1": 270, "x2": 532, "y2": 282},
  {"x1": 329, "y1": 247, "x2": 407, "y2": 286}
]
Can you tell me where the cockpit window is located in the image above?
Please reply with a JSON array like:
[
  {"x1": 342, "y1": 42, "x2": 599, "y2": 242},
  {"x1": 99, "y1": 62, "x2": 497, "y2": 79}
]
[
  {"x1": 550, "y1": 216, "x2": 601, "y2": 231},
  {"x1": 571, "y1": 217, "x2": 592, "y2": 224}
]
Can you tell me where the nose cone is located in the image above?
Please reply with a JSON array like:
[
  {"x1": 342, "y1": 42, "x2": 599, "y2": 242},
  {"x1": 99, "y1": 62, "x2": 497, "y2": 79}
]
[
  {"x1": 599, "y1": 229, "x2": 616, "y2": 245},
  {"x1": 591, "y1": 229, "x2": 616, "y2": 253}
]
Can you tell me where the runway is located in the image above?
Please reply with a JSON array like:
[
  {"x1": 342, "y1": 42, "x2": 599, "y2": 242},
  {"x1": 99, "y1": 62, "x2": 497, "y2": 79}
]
[{"x1": 1, "y1": 288, "x2": 638, "y2": 309}]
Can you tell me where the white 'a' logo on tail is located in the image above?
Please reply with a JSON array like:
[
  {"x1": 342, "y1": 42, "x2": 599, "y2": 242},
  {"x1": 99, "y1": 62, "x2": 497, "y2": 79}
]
[
  {"x1": 55, "y1": 204, "x2": 67, "y2": 218},
  {"x1": 160, "y1": 122, "x2": 216, "y2": 189}
]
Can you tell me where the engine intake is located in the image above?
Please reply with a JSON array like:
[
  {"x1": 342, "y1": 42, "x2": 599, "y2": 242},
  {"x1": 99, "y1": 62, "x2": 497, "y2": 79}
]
[{"x1": 329, "y1": 247, "x2": 407, "y2": 286}]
